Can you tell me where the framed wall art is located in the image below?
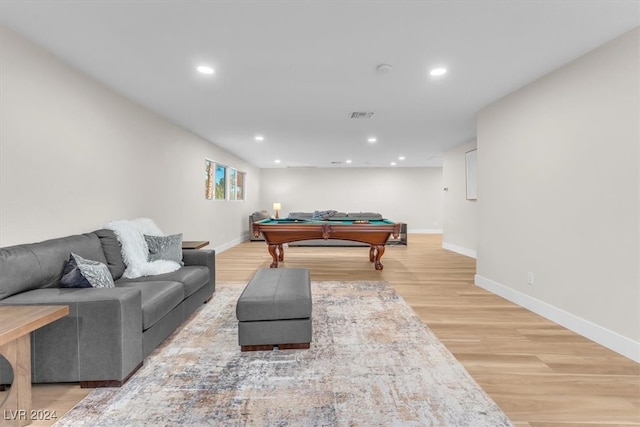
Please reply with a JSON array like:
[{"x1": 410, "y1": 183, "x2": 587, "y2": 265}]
[{"x1": 205, "y1": 159, "x2": 214, "y2": 199}]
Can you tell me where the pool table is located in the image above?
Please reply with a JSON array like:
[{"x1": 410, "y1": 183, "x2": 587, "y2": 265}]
[{"x1": 252, "y1": 218, "x2": 401, "y2": 270}]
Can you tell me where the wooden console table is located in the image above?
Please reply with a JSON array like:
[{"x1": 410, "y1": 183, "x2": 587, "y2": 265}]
[{"x1": 0, "y1": 305, "x2": 69, "y2": 426}]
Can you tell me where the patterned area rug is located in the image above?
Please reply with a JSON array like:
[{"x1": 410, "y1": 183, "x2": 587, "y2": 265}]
[{"x1": 54, "y1": 281, "x2": 513, "y2": 426}]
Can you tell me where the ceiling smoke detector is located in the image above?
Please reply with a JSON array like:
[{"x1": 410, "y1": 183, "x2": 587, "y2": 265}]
[{"x1": 350, "y1": 112, "x2": 374, "y2": 119}]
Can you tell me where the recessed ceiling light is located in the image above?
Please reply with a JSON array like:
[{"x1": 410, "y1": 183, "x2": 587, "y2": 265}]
[
  {"x1": 346, "y1": 159, "x2": 352, "y2": 164},
  {"x1": 197, "y1": 65, "x2": 215, "y2": 74},
  {"x1": 367, "y1": 137, "x2": 377, "y2": 143},
  {"x1": 376, "y1": 63, "x2": 392, "y2": 74},
  {"x1": 390, "y1": 162, "x2": 397, "y2": 166},
  {"x1": 350, "y1": 111, "x2": 374, "y2": 119},
  {"x1": 398, "y1": 156, "x2": 405, "y2": 160},
  {"x1": 274, "y1": 159, "x2": 281, "y2": 164},
  {"x1": 255, "y1": 135, "x2": 264, "y2": 141},
  {"x1": 430, "y1": 67, "x2": 447, "y2": 76}
]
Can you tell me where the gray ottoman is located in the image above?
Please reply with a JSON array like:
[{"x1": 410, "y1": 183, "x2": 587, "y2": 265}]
[{"x1": 236, "y1": 268, "x2": 312, "y2": 351}]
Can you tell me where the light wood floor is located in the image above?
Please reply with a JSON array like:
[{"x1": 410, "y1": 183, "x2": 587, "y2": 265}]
[{"x1": 4, "y1": 234, "x2": 639, "y2": 426}]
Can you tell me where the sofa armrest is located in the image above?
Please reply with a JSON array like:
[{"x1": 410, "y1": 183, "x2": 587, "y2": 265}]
[
  {"x1": 0, "y1": 287, "x2": 143, "y2": 384},
  {"x1": 182, "y1": 248, "x2": 215, "y2": 292}
]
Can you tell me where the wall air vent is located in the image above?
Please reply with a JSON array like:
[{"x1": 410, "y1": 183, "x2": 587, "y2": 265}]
[
  {"x1": 349, "y1": 111, "x2": 374, "y2": 119},
  {"x1": 330, "y1": 161, "x2": 342, "y2": 165}
]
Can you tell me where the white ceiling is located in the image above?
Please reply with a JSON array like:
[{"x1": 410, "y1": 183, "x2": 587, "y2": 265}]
[{"x1": 1, "y1": 1, "x2": 638, "y2": 168}]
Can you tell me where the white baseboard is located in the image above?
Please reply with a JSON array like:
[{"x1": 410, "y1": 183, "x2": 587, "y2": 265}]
[
  {"x1": 214, "y1": 235, "x2": 247, "y2": 254},
  {"x1": 475, "y1": 274, "x2": 640, "y2": 363},
  {"x1": 442, "y1": 242, "x2": 477, "y2": 259},
  {"x1": 409, "y1": 228, "x2": 442, "y2": 234}
]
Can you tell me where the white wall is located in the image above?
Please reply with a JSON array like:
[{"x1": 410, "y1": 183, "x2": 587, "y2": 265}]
[
  {"x1": 442, "y1": 140, "x2": 477, "y2": 257},
  {"x1": 0, "y1": 26, "x2": 261, "y2": 249},
  {"x1": 259, "y1": 167, "x2": 443, "y2": 232},
  {"x1": 476, "y1": 28, "x2": 639, "y2": 361}
]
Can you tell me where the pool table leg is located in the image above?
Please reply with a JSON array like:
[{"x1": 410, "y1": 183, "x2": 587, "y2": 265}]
[
  {"x1": 268, "y1": 244, "x2": 284, "y2": 268},
  {"x1": 370, "y1": 245, "x2": 385, "y2": 270}
]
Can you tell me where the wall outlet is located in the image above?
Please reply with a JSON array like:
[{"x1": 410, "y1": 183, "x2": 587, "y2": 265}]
[{"x1": 527, "y1": 272, "x2": 534, "y2": 286}]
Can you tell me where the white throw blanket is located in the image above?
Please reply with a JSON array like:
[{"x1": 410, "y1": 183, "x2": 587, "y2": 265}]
[{"x1": 104, "y1": 218, "x2": 181, "y2": 278}]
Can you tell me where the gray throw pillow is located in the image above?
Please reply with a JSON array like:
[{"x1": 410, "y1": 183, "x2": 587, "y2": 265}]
[
  {"x1": 60, "y1": 254, "x2": 93, "y2": 288},
  {"x1": 145, "y1": 233, "x2": 183, "y2": 265},
  {"x1": 67, "y1": 253, "x2": 115, "y2": 288}
]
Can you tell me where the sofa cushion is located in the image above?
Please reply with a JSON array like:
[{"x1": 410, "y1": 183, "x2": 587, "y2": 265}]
[
  {"x1": 116, "y1": 281, "x2": 184, "y2": 330},
  {"x1": 287, "y1": 212, "x2": 313, "y2": 220},
  {"x1": 0, "y1": 233, "x2": 107, "y2": 300},
  {"x1": 286, "y1": 211, "x2": 383, "y2": 221},
  {"x1": 116, "y1": 266, "x2": 209, "y2": 299},
  {"x1": 347, "y1": 212, "x2": 383, "y2": 220},
  {"x1": 250, "y1": 210, "x2": 270, "y2": 221},
  {"x1": 312, "y1": 210, "x2": 337, "y2": 219},
  {"x1": 94, "y1": 229, "x2": 126, "y2": 280}
]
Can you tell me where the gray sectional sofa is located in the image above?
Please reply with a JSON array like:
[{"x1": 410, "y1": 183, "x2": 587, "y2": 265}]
[{"x1": 0, "y1": 229, "x2": 215, "y2": 387}]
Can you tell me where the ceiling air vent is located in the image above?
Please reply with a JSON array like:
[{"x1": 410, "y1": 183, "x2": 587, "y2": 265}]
[{"x1": 349, "y1": 111, "x2": 374, "y2": 119}]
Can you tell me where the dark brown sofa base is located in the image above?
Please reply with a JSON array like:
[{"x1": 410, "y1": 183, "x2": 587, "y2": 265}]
[
  {"x1": 80, "y1": 361, "x2": 143, "y2": 388},
  {"x1": 241, "y1": 343, "x2": 310, "y2": 352}
]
